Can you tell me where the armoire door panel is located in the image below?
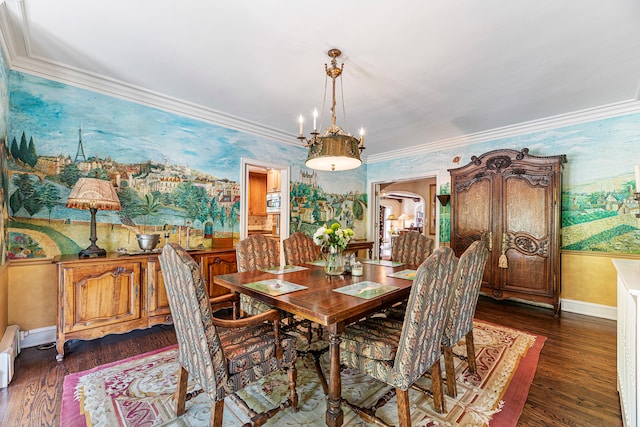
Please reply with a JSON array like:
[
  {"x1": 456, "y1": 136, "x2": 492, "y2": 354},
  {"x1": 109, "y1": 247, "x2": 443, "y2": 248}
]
[
  {"x1": 452, "y1": 177, "x2": 492, "y2": 254},
  {"x1": 503, "y1": 177, "x2": 550, "y2": 238}
]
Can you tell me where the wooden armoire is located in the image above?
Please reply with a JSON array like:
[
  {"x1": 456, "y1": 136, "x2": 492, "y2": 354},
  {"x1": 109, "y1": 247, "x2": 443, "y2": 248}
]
[{"x1": 449, "y1": 148, "x2": 566, "y2": 316}]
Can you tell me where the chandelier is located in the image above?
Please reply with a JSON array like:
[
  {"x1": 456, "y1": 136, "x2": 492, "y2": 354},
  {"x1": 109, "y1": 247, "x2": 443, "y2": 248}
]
[{"x1": 297, "y1": 48, "x2": 365, "y2": 172}]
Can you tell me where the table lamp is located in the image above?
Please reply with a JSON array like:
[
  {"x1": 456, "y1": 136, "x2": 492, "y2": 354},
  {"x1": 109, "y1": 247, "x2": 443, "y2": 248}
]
[{"x1": 66, "y1": 178, "x2": 121, "y2": 257}]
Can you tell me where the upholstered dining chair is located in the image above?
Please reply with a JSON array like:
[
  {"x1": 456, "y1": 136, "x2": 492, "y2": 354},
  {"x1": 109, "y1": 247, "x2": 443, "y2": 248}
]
[
  {"x1": 159, "y1": 243, "x2": 298, "y2": 427},
  {"x1": 283, "y1": 231, "x2": 321, "y2": 265},
  {"x1": 339, "y1": 247, "x2": 458, "y2": 426},
  {"x1": 282, "y1": 231, "x2": 324, "y2": 345},
  {"x1": 441, "y1": 240, "x2": 488, "y2": 397},
  {"x1": 236, "y1": 234, "x2": 281, "y2": 316},
  {"x1": 391, "y1": 230, "x2": 434, "y2": 268}
]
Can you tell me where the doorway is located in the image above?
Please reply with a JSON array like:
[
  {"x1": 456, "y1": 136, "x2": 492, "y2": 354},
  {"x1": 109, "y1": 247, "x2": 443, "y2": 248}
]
[
  {"x1": 370, "y1": 174, "x2": 438, "y2": 259},
  {"x1": 240, "y1": 158, "x2": 290, "y2": 263}
]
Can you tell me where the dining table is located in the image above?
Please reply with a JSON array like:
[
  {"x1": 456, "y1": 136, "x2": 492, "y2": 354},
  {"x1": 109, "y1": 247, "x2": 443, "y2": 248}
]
[{"x1": 213, "y1": 259, "x2": 415, "y2": 427}]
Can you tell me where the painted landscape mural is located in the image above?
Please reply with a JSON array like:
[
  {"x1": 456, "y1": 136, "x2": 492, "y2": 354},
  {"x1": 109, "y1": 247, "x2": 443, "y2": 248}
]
[
  {"x1": 369, "y1": 113, "x2": 640, "y2": 254},
  {"x1": 7, "y1": 72, "x2": 367, "y2": 258}
]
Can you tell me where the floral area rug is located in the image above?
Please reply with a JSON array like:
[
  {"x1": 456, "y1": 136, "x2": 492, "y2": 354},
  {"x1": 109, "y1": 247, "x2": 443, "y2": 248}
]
[{"x1": 61, "y1": 320, "x2": 545, "y2": 427}]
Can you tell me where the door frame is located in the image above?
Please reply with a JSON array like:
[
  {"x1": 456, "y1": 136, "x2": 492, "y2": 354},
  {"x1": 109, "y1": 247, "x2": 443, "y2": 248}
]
[
  {"x1": 240, "y1": 158, "x2": 290, "y2": 261},
  {"x1": 368, "y1": 171, "x2": 441, "y2": 259}
]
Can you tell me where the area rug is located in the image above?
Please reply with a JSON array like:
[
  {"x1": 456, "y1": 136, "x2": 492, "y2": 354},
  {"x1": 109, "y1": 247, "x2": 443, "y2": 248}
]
[{"x1": 61, "y1": 320, "x2": 545, "y2": 427}]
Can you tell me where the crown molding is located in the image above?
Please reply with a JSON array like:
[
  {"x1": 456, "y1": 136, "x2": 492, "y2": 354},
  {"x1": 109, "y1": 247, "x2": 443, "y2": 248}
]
[
  {"x1": 10, "y1": 55, "x2": 298, "y2": 145},
  {"x1": 2, "y1": 4, "x2": 639, "y2": 161},
  {"x1": 366, "y1": 99, "x2": 640, "y2": 164},
  {"x1": 0, "y1": 2, "x2": 298, "y2": 146}
]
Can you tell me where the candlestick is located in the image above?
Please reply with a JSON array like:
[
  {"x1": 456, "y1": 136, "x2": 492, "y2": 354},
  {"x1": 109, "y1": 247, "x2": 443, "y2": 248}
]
[
  {"x1": 359, "y1": 127, "x2": 365, "y2": 147},
  {"x1": 313, "y1": 109, "x2": 318, "y2": 131},
  {"x1": 298, "y1": 115, "x2": 304, "y2": 135}
]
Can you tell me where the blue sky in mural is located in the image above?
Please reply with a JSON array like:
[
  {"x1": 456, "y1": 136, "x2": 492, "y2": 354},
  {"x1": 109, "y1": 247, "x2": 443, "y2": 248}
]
[
  {"x1": 9, "y1": 72, "x2": 306, "y2": 182},
  {"x1": 368, "y1": 112, "x2": 640, "y2": 188}
]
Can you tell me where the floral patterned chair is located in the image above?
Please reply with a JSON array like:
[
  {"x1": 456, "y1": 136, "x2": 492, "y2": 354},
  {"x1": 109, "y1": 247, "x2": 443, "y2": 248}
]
[
  {"x1": 339, "y1": 247, "x2": 458, "y2": 426},
  {"x1": 159, "y1": 243, "x2": 298, "y2": 426},
  {"x1": 441, "y1": 240, "x2": 488, "y2": 397},
  {"x1": 391, "y1": 230, "x2": 434, "y2": 268},
  {"x1": 283, "y1": 232, "x2": 320, "y2": 265},
  {"x1": 236, "y1": 234, "x2": 281, "y2": 316}
]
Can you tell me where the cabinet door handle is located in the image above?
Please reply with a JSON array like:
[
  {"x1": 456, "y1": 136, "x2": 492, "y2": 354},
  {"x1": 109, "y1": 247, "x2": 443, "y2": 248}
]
[{"x1": 487, "y1": 231, "x2": 493, "y2": 252}]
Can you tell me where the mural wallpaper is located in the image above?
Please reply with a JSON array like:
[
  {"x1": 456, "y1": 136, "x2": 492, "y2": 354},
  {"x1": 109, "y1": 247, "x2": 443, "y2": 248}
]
[
  {"x1": 368, "y1": 113, "x2": 640, "y2": 254},
  {"x1": 7, "y1": 72, "x2": 367, "y2": 258},
  {"x1": 0, "y1": 46, "x2": 9, "y2": 265}
]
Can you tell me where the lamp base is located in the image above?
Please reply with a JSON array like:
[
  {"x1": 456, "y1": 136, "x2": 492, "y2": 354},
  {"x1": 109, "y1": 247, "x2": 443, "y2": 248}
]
[{"x1": 79, "y1": 245, "x2": 107, "y2": 258}]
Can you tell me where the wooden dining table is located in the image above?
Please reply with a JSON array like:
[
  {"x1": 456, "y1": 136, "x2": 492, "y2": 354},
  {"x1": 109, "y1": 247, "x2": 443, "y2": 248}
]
[{"x1": 214, "y1": 260, "x2": 414, "y2": 427}]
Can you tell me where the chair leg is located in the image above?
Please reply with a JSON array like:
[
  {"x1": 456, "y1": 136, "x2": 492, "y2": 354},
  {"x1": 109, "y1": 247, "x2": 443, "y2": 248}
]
[
  {"x1": 174, "y1": 365, "x2": 188, "y2": 416},
  {"x1": 430, "y1": 360, "x2": 446, "y2": 414},
  {"x1": 210, "y1": 399, "x2": 224, "y2": 427},
  {"x1": 466, "y1": 330, "x2": 477, "y2": 373},
  {"x1": 396, "y1": 388, "x2": 411, "y2": 427},
  {"x1": 288, "y1": 366, "x2": 299, "y2": 411},
  {"x1": 443, "y1": 346, "x2": 457, "y2": 397}
]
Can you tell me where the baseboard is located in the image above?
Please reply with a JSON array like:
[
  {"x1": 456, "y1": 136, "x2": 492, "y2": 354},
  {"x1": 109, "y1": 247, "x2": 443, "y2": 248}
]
[
  {"x1": 0, "y1": 325, "x2": 21, "y2": 388},
  {"x1": 561, "y1": 298, "x2": 617, "y2": 320},
  {"x1": 20, "y1": 326, "x2": 57, "y2": 349}
]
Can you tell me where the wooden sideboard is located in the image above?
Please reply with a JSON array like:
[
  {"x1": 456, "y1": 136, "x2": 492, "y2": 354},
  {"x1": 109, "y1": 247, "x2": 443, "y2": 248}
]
[
  {"x1": 54, "y1": 248, "x2": 237, "y2": 361},
  {"x1": 344, "y1": 240, "x2": 374, "y2": 259}
]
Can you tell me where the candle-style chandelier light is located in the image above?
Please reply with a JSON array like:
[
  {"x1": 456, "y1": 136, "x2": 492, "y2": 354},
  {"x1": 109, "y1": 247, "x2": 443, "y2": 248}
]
[{"x1": 297, "y1": 48, "x2": 365, "y2": 172}]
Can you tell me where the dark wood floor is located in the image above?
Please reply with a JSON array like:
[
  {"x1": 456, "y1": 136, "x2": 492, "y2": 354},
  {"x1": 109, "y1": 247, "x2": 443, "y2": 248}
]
[{"x1": 0, "y1": 296, "x2": 622, "y2": 426}]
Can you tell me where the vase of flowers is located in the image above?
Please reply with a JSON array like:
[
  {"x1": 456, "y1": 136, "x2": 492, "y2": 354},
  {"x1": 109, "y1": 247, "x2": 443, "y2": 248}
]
[{"x1": 313, "y1": 223, "x2": 355, "y2": 276}]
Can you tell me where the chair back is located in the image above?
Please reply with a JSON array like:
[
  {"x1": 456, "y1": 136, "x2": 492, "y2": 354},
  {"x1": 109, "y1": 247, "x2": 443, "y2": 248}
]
[
  {"x1": 159, "y1": 243, "x2": 227, "y2": 397},
  {"x1": 391, "y1": 231, "x2": 434, "y2": 268},
  {"x1": 236, "y1": 234, "x2": 280, "y2": 272},
  {"x1": 443, "y1": 240, "x2": 489, "y2": 346},
  {"x1": 283, "y1": 232, "x2": 320, "y2": 265},
  {"x1": 394, "y1": 246, "x2": 457, "y2": 389}
]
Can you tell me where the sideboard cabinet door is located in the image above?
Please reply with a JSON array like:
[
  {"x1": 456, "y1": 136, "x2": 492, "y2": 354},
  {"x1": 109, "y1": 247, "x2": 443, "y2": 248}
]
[
  {"x1": 449, "y1": 148, "x2": 566, "y2": 315},
  {"x1": 194, "y1": 252, "x2": 238, "y2": 298}
]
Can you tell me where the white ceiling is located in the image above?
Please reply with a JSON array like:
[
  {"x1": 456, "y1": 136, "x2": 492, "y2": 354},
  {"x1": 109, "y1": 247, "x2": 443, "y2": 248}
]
[{"x1": 2, "y1": 0, "x2": 640, "y2": 160}]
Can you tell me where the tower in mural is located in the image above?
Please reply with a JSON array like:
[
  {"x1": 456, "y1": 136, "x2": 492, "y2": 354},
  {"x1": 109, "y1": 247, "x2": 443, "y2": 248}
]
[{"x1": 74, "y1": 127, "x2": 86, "y2": 162}]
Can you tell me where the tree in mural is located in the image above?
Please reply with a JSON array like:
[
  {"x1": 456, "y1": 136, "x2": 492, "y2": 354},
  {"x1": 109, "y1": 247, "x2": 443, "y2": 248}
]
[
  {"x1": 209, "y1": 195, "x2": 220, "y2": 225},
  {"x1": 228, "y1": 202, "x2": 239, "y2": 230},
  {"x1": 25, "y1": 137, "x2": 38, "y2": 167},
  {"x1": 37, "y1": 182, "x2": 61, "y2": 222},
  {"x1": 137, "y1": 193, "x2": 161, "y2": 232},
  {"x1": 173, "y1": 182, "x2": 209, "y2": 224},
  {"x1": 10, "y1": 173, "x2": 42, "y2": 216},
  {"x1": 10, "y1": 136, "x2": 19, "y2": 159},
  {"x1": 60, "y1": 163, "x2": 81, "y2": 187},
  {"x1": 9, "y1": 173, "x2": 60, "y2": 219}
]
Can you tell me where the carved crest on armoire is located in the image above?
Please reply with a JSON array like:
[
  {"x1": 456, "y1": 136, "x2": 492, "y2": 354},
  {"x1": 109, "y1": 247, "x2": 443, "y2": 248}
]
[{"x1": 449, "y1": 148, "x2": 566, "y2": 316}]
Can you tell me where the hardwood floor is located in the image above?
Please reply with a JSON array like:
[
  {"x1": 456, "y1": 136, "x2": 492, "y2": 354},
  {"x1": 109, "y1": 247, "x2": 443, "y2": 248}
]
[{"x1": 0, "y1": 297, "x2": 622, "y2": 426}]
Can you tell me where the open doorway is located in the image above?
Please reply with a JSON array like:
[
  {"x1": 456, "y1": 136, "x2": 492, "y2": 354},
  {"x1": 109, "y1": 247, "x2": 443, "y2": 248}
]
[
  {"x1": 370, "y1": 175, "x2": 438, "y2": 259},
  {"x1": 240, "y1": 158, "x2": 290, "y2": 263}
]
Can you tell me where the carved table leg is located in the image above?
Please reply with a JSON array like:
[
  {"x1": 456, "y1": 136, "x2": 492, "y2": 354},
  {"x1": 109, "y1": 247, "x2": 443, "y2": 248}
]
[{"x1": 326, "y1": 323, "x2": 344, "y2": 427}]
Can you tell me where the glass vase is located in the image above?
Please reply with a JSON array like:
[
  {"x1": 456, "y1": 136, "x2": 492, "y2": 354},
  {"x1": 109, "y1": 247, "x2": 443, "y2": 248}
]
[{"x1": 324, "y1": 248, "x2": 345, "y2": 276}]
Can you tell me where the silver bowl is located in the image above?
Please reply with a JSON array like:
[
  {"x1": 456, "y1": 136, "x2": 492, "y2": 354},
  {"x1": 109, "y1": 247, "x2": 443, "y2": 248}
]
[{"x1": 136, "y1": 234, "x2": 160, "y2": 252}]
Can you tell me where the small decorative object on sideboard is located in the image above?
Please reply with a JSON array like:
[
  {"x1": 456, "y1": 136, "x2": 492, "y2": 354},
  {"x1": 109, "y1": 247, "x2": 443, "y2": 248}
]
[{"x1": 136, "y1": 234, "x2": 160, "y2": 252}]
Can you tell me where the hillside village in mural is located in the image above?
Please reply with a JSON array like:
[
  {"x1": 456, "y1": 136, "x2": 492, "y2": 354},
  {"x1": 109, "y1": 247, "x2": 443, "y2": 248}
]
[
  {"x1": 6, "y1": 129, "x2": 367, "y2": 259},
  {"x1": 562, "y1": 175, "x2": 639, "y2": 253}
]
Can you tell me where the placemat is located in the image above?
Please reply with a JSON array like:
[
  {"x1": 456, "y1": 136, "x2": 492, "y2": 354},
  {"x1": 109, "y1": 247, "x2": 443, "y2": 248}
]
[{"x1": 243, "y1": 279, "x2": 307, "y2": 296}]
